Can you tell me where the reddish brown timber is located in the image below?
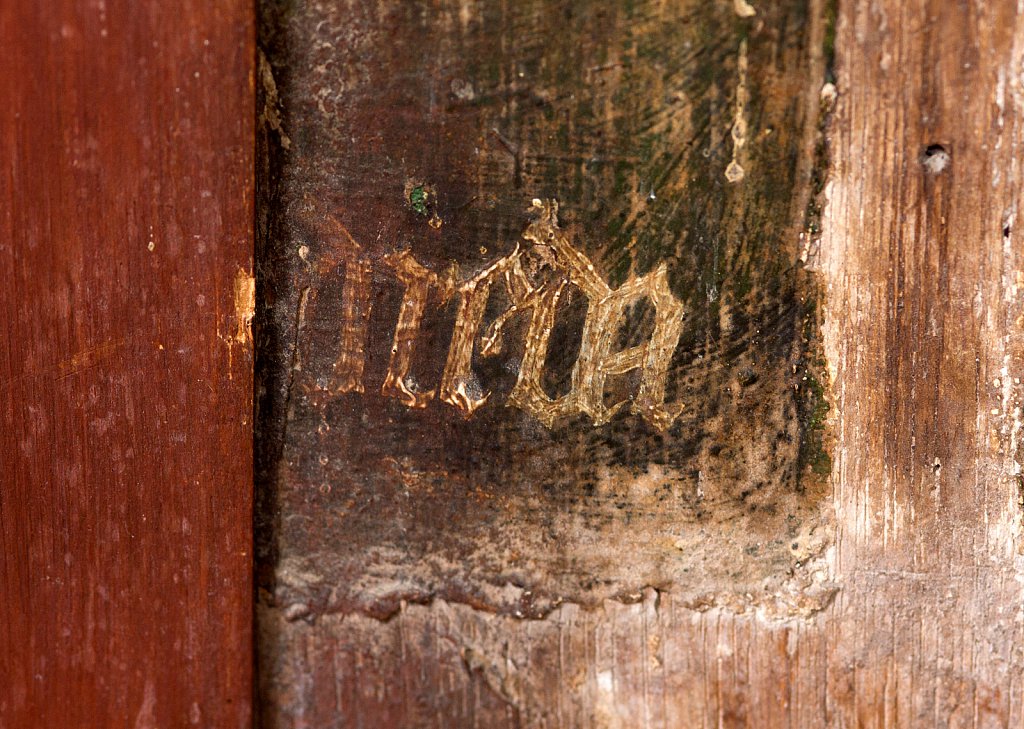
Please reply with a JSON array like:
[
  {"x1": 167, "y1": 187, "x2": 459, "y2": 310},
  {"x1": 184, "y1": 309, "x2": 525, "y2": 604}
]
[{"x1": 0, "y1": 1, "x2": 256, "y2": 726}]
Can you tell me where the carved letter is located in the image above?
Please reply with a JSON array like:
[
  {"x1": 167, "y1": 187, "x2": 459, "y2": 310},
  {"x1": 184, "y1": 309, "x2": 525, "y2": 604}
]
[
  {"x1": 572, "y1": 264, "x2": 684, "y2": 431},
  {"x1": 322, "y1": 215, "x2": 373, "y2": 394},
  {"x1": 439, "y1": 252, "x2": 518, "y2": 414},
  {"x1": 381, "y1": 250, "x2": 456, "y2": 408}
]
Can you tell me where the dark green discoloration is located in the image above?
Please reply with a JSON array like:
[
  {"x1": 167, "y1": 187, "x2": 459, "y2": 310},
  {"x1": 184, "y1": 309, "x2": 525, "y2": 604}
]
[
  {"x1": 409, "y1": 185, "x2": 428, "y2": 216},
  {"x1": 798, "y1": 290, "x2": 833, "y2": 480},
  {"x1": 823, "y1": 0, "x2": 838, "y2": 83}
]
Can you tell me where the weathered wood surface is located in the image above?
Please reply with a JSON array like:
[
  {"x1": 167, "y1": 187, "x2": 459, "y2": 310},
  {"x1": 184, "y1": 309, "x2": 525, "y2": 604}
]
[
  {"x1": 256, "y1": 0, "x2": 833, "y2": 624},
  {"x1": 256, "y1": 0, "x2": 1024, "y2": 726},
  {"x1": 0, "y1": 2, "x2": 255, "y2": 727}
]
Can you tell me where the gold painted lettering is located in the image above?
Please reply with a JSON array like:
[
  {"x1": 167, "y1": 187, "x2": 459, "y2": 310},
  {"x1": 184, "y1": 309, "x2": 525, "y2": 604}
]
[
  {"x1": 572, "y1": 264, "x2": 684, "y2": 431},
  {"x1": 439, "y1": 251, "x2": 519, "y2": 414},
  {"x1": 381, "y1": 250, "x2": 456, "y2": 408},
  {"x1": 320, "y1": 199, "x2": 686, "y2": 431}
]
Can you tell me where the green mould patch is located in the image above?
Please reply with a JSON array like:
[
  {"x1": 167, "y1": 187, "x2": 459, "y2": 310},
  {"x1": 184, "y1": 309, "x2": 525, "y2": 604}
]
[
  {"x1": 409, "y1": 184, "x2": 429, "y2": 216},
  {"x1": 794, "y1": 278, "x2": 833, "y2": 483}
]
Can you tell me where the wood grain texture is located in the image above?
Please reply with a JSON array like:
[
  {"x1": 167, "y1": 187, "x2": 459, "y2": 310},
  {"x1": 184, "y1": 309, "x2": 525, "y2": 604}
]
[
  {"x1": 256, "y1": 0, "x2": 1024, "y2": 726},
  {"x1": 0, "y1": 2, "x2": 255, "y2": 727},
  {"x1": 816, "y1": 0, "x2": 1024, "y2": 723}
]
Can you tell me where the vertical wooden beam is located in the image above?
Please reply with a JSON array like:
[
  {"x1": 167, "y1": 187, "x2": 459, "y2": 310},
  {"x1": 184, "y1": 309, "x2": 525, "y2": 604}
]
[
  {"x1": 818, "y1": 1, "x2": 1024, "y2": 723},
  {"x1": 0, "y1": 2, "x2": 254, "y2": 727}
]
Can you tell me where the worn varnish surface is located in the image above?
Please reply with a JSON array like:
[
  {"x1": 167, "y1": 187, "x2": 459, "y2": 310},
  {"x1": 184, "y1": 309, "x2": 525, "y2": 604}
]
[
  {"x1": 258, "y1": 0, "x2": 1024, "y2": 726},
  {"x1": 0, "y1": 2, "x2": 255, "y2": 727}
]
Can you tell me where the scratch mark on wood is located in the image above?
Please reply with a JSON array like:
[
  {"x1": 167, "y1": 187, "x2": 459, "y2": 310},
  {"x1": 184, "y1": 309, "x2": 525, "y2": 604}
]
[{"x1": 725, "y1": 40, "x2": 749, "y2": 184}]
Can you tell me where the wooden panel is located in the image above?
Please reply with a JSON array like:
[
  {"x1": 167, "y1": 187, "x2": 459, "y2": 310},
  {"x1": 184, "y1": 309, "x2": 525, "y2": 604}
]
[
  {"x1": 0, "y1": 2, "x2": 254, "y2": 727},
  {"x1": 256, "y1": 0, "x2": 833, "y2": 628},
  {"x1": 256, "y1": 0, "x2": 832, "y2": 724},
  {"x1": 256, "y1": 0, "x2": 1024, "y2": 726}
]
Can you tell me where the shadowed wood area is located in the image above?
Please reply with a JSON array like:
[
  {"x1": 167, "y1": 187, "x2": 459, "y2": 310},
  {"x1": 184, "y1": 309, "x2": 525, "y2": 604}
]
[
  {"x1": 0, "y1": 2, "x2": 255, "y2": 726},
  {"x1": 256, "y1": 0, "x2": 1024, "y2": 726}
]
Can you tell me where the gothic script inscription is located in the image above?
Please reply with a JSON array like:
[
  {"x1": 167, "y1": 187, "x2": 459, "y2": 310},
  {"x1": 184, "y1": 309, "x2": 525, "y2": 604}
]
[{"x1": 324, "y1": 199, "x2": 686, "y2": 431}]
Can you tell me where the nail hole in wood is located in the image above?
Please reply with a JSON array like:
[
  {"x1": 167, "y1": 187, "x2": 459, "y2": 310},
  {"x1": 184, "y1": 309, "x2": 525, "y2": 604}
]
[{"x1": 922, "y1": 143, "x2": 950, "y2": 175}]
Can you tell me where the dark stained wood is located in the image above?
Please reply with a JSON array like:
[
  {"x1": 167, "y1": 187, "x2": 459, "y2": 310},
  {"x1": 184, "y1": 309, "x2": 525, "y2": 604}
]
[
  {"x1": 255, "y1": 0, "x2": 1024, "y2": 726},
  {"x1": 256, "y1": 0, "x2": 834, "y2": 724},
  {"x1": 256, "y1": 0, "x2": 832, "y2": 607},
  {"x1": 0, "y1": 2, "x2": 255, "y2": 727}
]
